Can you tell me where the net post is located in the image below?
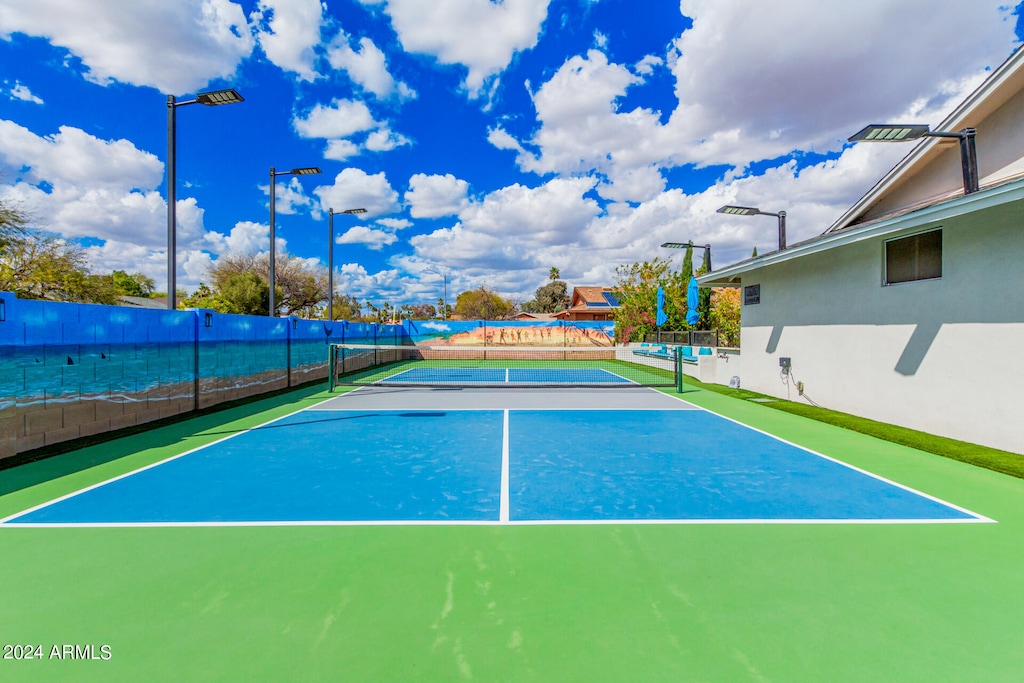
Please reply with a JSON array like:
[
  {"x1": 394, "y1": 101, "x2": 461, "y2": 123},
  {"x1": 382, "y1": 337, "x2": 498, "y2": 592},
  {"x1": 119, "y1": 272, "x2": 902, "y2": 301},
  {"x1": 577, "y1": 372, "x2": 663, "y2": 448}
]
[
  {"x1": 327, "y1": 343, "x2": 335, "y2": 393},
  {"x1": 675, "y1": 347, "x2": 683, "y2": 393}
]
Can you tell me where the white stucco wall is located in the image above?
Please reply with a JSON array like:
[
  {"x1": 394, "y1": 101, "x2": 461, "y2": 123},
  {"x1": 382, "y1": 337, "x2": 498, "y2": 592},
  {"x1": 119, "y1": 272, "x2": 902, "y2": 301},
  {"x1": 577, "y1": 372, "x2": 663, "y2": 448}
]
[{"x1": 737, "y1": 198, "x2": 1024, "y2": 454}]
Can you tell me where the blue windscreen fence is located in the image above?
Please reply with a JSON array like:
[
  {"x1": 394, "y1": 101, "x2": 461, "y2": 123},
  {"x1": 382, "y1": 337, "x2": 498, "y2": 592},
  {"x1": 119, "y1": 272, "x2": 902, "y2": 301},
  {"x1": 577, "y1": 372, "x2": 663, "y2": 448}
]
[
  {"x1": 0, "y1": 293, "x2": 616, "y2": 461},
  {"x1": 0, "y1": 293, "x2": 408, "y2": 461}
]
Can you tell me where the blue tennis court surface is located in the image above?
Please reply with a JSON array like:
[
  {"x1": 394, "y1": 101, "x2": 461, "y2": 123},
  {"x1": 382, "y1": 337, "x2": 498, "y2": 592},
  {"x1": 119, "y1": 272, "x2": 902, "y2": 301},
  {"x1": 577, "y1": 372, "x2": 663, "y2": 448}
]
[
  {"x1": 4, "y1": 406, "x2": 982, "y2": 525},
  {"x1": 379, "y1": 367, "x2": 633, "y2": 385}
]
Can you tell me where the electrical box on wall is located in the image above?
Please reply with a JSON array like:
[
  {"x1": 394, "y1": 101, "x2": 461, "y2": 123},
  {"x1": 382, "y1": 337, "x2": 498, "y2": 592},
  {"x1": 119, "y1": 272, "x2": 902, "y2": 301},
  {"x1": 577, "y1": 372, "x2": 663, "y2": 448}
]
[{"x1": 779, "y1": 357, "x2": 791, "y2": 368}]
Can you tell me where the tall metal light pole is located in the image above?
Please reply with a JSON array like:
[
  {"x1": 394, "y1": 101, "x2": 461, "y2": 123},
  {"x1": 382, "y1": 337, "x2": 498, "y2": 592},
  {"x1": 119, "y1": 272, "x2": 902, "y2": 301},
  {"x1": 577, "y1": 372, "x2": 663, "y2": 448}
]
[
  {"x1": 717, "y1": 205, "x2": 787, "y2": 251},
  {"x1": 327, "y1": 207, "x2": 366, "y2": 320},
  {"x1": 269, "y1": 166, "x2": 321, "y2": 316},
  {"x1": 166, "y1": 88, "x2": 243, "y2": 310},
  {"x1": 848, "y1": 124, "x2": 980, "y2": 194},
  {"x1": 425, "y1": 266, "x2": 449, "y2": 320}
]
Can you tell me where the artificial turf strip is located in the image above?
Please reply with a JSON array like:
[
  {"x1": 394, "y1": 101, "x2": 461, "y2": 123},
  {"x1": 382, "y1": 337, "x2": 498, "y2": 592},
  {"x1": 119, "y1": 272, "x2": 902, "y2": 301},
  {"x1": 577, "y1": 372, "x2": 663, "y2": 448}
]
[
  {"x1": 678, "y1": 375, "x2": 1024, "y2": 480},
  {"x1": 3, "y1": 383, "x2": 1024, "y2": 681}
]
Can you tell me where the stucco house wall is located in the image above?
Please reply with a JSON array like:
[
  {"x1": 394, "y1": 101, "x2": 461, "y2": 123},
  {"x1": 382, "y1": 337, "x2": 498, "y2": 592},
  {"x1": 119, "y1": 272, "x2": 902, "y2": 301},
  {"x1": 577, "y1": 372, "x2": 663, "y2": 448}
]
[{"x1": 737, "y1": 197, "x2": 1024, "y2": 453}]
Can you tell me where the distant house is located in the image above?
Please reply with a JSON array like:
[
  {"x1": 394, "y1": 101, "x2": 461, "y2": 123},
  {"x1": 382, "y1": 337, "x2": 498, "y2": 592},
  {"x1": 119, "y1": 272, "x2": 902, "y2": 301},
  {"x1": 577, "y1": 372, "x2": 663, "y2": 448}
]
[
  {"x1": 700, "y1": 48, "x2": 1024, "y2": 454},
  {"x1": 118, "y1": 296, "x2": 168, "y2": 309},
  {"x1": 554, "y1": 287, "x2": 620, "y2": 321},
  {"x1": 513, "y1": 312, "x2": 559, "y2": 321}
]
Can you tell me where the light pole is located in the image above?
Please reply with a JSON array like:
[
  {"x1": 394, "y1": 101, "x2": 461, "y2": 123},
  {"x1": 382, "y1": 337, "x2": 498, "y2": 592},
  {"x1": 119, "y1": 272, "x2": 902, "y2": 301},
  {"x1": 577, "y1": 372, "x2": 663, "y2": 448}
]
[
  {"x1": 848, "y1": 124, "x2": 980, "y2": 194},
  {"x1": 661, "y1": 242, "x2": 712, "y2": 272},
  {"x1": 717, "y1": 205, "x2": 787, "y2": 251},
  {"x1": 269, "y1": 166, "x2": 321, "y2": 316},
  {"x1": 425, "y1": 266, "x2": 449, "y2": 320},
  {"x1": 327, "y1": 207, "x2": 366, "y2": 320},
  {"x1": 166, "y1": 87, "x2": 244, "y2": 310}
]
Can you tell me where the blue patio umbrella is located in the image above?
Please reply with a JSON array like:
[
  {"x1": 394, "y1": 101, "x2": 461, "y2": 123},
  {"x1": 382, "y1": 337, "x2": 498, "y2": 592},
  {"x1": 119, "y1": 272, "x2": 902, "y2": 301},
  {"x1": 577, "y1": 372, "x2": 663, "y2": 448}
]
[
  {"x1": 656, "y1": 286, "x2": 668, "y2": 326},
  {"x1": 686, "y1": 276, "x2": 700, "y2": 326}
]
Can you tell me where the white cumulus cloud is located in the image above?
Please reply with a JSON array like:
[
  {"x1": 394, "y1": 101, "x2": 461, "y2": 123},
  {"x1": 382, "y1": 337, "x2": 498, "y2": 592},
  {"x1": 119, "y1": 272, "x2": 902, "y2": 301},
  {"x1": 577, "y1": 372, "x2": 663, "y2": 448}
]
[
  {"x1": 293, "y1": 98, "x2": 378, "y2": 139},
  {"x1": 326, "y1": 32, "x2": 416, "y2": 100},
  {"x1": 203, "y1": 220, "x2": 270, "y2": 255},
  {"x1": 0, "y1": 120, "x2": 163, "y2": 191},
  {"x1": 0, "y1": 0, "x2": 254, "y2": 92},
  {"x1": 314, "y1": 167, "x2": 401, "y2": 218},
  {"x1": 7, "y1": 81, "x2": 43, "y2": 104},
  {"x1": 261, "y1": 176, "x2": 315, "y2": 216},
  {"x1": 364, "y1": 127, "x2": 411, "y2": 152},
  {"x1": 251, "y1": 0, "x2": 325, "y2": 81},
  {"x1": 405, "y1": 173, "x2": 470, "y2": 218},
  {"x1": 336, "y1": 225, "x2": 398, "y2": 250},
  {"x1": 376, "y1": 0, "x2": 550, "y2": 97}
]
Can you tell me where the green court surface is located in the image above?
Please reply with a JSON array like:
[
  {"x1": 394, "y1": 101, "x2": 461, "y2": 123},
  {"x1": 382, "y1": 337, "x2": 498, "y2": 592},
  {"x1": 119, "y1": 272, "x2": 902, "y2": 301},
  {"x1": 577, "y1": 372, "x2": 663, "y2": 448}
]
[{"x1": 2, "y1": 384, "x2": 1023, "y2": 682}]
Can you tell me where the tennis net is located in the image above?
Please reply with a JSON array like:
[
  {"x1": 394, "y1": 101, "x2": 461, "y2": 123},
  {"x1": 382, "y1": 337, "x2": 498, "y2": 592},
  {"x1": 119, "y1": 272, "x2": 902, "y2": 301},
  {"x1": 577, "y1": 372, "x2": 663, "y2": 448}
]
[{"x1": 327, "y1": 343, "x2": 678, "y2": 389}]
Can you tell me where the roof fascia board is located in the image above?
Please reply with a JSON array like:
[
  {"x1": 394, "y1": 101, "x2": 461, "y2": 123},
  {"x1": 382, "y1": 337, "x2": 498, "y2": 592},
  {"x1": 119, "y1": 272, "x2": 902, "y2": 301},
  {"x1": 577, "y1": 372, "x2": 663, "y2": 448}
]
[{"x1": 699, "y1": 179, "x2": 1024, "y2": 285}]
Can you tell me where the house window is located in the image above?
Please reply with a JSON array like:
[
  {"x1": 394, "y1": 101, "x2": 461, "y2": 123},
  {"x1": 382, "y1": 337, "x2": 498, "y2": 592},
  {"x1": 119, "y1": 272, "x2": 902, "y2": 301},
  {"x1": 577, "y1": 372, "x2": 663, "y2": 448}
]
[{"x1": 885, "y1": 229, "x2": 942, "y2": 285}]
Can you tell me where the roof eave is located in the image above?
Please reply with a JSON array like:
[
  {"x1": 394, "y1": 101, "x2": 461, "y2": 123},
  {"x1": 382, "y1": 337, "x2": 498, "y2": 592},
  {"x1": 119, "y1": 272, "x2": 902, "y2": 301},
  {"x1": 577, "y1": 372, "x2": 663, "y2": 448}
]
[
  {"x1": 699, "y1": 177, "x2": 1024, "y2": 286},
  {"x1": 828, "y1": 47, "x2": 1024, "y2": 234}
]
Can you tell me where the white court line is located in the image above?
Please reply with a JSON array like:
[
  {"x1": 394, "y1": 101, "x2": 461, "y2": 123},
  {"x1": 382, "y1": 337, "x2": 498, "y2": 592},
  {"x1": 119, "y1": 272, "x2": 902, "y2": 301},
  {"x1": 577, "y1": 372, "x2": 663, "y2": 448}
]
[
  {"x1": 658, "y1": 389, "x2": 994, "y2": 523},
  {"x1": 597, "y1": 368, "x2": 641, "y2": 385},
  {"x1": 500, "y1": 410, "x2": 510, "y2": 523},
  {"x1": 0, "y1": 392, "x2": 340, "y2": 525}
]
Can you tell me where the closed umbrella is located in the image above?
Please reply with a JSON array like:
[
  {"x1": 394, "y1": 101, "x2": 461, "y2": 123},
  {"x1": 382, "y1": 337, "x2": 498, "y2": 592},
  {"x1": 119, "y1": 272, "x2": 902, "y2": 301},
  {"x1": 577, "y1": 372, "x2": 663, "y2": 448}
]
[
  {"x1": 656, "y1": 286, "x2": 668, "y2": 327},
  {"x1": 686, "y1": 276, "x2": 700, "y2": 326}
]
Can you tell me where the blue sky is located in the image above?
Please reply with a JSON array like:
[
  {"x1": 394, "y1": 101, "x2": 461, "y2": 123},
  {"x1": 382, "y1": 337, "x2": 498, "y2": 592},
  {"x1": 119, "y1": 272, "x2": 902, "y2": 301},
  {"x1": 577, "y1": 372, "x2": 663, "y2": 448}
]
[{"x1": 0, "y1": 0, "x2": 1021, "y2": 308}]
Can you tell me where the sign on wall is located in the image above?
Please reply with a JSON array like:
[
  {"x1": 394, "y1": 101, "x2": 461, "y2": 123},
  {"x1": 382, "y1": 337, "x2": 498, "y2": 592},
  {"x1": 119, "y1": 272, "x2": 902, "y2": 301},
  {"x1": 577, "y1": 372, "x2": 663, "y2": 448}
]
[{"x1": 743, "y1": 284, "x2": 761, "y2": 305}]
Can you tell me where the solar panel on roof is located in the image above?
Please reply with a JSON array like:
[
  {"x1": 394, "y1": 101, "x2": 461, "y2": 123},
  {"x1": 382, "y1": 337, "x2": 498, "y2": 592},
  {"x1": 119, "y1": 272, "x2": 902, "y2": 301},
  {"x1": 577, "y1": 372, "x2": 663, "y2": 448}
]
[{"x1": 602, "y1": 291, "x2": 620, "y2": 306}]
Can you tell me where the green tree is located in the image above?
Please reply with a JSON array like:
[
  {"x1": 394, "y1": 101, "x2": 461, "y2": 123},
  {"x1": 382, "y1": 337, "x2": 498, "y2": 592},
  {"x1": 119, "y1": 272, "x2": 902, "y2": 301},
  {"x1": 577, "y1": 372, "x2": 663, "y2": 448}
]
[
  {"x1": 362, "y1": 301, "x2": 396, "y2": 323},
  {"x1": 328, "y1": 294, "x2": 362, "y2": 321},
  {"x1": 436, "y1": 298, "x2": 452, "y2": 319},
  {"x1": 522, "y1": 267, "x2": 570, "y2": 313},
  {"x1": 454, "y1": 287, "x2": 516, "y2": 320},
  {"x1": 696, "y1": 261, "x2": 713, "y2": 330},
  {"x1": 208, "y1": 252, "x2": 328, "y2": 317},
  {"x1": 363, "y1": 301, "x2": 379, "y2": 322},
  {"x1": 751, "y1": 246, "x2": 758, "y2": 258},
  {"x1": 410, "y1": 303, "x2": 436, "y2": 319},
  {"x1": 519, "y1": 299, "x2": 541, "y2": 313},
  {"x1": 709, "y1": 287, "x2": 741, "y2": 347},
  {"x1": 534, "y1": 280, "x2": 569, "y2": 313},
  {"x1": 111, "y1": 270, "x2": 155, "y2": 297},
  {"x1": 217, "y1": 272, "x2": 270, "y2": 315},
  {"x1": 612, "y1": 257, "x2": 689, "y2": 343},
  {"x1": 681, "y1": 244, "x2": 694, "y2": 279},
  {"x1": 0, "y1": 230, "x2": 118, "y2": 304},
  {"x1": 0, "y1": 195, "x2": 28, "y2": 252},
  {"x1": 179, "y1": 283, "x2": 228, "y2": 311}
]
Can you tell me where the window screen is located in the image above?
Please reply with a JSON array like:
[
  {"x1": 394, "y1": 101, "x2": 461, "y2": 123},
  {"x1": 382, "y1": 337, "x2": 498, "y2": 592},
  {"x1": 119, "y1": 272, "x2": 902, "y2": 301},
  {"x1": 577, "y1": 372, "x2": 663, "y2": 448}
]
[{"x1": 885, "y1": 229, "x2": 941, "y2": 285}]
